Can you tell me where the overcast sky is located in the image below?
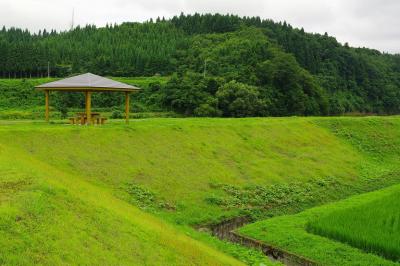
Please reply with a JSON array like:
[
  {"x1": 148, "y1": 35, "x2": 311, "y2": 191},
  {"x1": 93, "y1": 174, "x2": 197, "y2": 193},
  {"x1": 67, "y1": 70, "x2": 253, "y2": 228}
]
[{"x1": 1, "y1": 0, "x2": 399, "y2": 54}]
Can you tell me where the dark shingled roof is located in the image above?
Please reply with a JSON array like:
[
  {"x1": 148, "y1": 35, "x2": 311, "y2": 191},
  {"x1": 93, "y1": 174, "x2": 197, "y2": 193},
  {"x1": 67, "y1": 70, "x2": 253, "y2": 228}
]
[{"x1": 36, "y1": 73, "x2": 140, "y2": 92}]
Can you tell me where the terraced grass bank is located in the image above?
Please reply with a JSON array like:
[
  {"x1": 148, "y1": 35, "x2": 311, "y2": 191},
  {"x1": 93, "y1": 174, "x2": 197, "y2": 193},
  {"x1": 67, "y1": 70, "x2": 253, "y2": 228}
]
[
  {"x1": 0, "y1": 118, "x2": 364, "y2": 225},
  {"x1": 1, "y1": 116, "x2": 400, "y2": 265},
  {"x1": 236, "y1": 117, "x2": 400, "y2": 266},
  {"x1": 0, "y1": 142, "x2": 242, "y2": 265}
]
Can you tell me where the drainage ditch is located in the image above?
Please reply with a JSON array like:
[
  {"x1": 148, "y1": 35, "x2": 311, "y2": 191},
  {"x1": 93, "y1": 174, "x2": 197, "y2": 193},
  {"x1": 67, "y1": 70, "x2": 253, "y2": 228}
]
[{"x1": 204, "y1": 216, "x2": 318, "y2": 266}]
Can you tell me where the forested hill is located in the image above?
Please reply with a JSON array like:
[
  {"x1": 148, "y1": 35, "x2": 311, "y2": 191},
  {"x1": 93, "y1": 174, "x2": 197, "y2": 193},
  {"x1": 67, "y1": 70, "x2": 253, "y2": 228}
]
[{"x1": 1, "y1": 13, "x2": 400, "y2": 116}]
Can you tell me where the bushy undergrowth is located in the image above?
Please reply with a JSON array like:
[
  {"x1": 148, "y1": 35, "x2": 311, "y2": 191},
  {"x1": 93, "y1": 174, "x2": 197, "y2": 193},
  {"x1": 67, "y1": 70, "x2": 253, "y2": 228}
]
[
  {"x1": 205, "y1": 170, "x2": 400, "y2": 222},
  {"x1": 124, "y1": 183, "x2": 175, "y2": 211}
]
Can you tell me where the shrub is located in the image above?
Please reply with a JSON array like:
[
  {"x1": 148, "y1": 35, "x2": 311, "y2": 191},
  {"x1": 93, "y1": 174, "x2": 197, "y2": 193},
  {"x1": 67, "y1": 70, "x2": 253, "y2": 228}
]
[{"x1": 111, "y1": 109, "x2": 123, "y2": 119}]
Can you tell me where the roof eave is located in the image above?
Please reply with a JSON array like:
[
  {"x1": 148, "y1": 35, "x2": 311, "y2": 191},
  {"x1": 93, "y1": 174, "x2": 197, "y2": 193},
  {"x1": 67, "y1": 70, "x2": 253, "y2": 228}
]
[{"x1": 35, "y1": 86, "x2": 141, "y2": 92}]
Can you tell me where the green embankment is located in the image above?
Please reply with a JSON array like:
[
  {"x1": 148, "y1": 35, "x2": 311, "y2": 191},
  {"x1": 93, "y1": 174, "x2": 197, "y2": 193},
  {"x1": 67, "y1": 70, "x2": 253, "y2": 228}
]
[
  {"x1": 0, "y1": 139, "x2": 243, "y2": 265},
  {"x1": 0, "y1": 118, "x2": 363, "y2": 224},
  {"x1": 1, "y1": 116, "x2": 400, "y2": 265},
  {"x1": 239, "y1": 116, "x2": 400, "y2": 266}
]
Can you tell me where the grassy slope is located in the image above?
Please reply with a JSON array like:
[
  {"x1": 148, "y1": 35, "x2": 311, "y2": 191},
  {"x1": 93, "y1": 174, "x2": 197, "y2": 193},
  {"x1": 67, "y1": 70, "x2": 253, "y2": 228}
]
[
  {"x1": 239, "y1": 116, "x2": 400, "y2": 266},
  {"x1": 0, "y1": 118, "x2": 363, "y2": 224},
  {"x1": 308, "y1": 189, "x2": 400, "y2": 261},
  {"x1": 0, "y1": 141, "x2": 243, "y2": 265},
  {"x1": 1, "y1": 117, "x2": 400, "y2": 264}
]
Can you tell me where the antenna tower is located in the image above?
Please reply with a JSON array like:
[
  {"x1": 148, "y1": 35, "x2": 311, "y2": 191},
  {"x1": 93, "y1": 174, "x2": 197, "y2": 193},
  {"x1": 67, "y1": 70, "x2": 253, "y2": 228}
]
[{"x1": 71, "y1": 8, "x2": 75, "y2": 30}]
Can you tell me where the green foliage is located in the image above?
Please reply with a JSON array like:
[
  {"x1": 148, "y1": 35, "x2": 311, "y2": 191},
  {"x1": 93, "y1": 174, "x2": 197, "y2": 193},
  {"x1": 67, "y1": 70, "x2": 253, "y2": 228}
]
[
  {"x1": 0, "y1": 76, "x2": 169, "y2": 116},
  {"x1": 194, "y1": 101, "x2": 222, "y2": 117},
  {"x1": 0, "y1": 79, "x2": 46, "y2": 108},
  {"x1": 206, "y1": 177, "x2": 341, "y2": 218},
  {"x1": 256, "y1": 50, "x2": 328, "y2": 115},
  {"x1": 110, "y1": 109, "x2": 123, "y2": 119},
  {"x1": 124, "y1": 183, "x2": 175, "y2": 211},
  {"x1": 0, "y1": 23, "x2": 184, "y2": 77},
  {"x1": 177, "y1": 27, "x2": 271, "y2": 83},
  {"x1": 216, "y1": 81, "x2": 268, "y2": 117},
  {"x1": 160, "y1": 27, "x2": 328, "y2": 117},
  {"x1": 159, "y1": 72, "x2": 220, "y2": 115},
  {"x1": 307, "y1": 190, "x2": 400, "y2": 261},
  {"x1": 1, "y1": 14, "x2": 399, "y2": 116}
]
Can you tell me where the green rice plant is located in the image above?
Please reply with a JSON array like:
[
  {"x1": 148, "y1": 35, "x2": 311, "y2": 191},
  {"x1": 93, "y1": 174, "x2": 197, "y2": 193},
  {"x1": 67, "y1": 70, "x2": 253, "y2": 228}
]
[
  {"x1": 307, "y1": 191, "x2": 400, "y2": 261},
  {"x1": 239, "y1": 184, "x2": 400, "y2": 266}
]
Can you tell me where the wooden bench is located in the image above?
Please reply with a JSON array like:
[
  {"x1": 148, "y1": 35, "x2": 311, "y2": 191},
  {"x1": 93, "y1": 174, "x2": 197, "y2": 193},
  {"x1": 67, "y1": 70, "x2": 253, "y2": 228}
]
[
  {"x1": 69, "y1": 113, "x2": 106, "y2": 125},
  {"x1": 69, "y1": 117, "x2": 78, "y2": 125}
]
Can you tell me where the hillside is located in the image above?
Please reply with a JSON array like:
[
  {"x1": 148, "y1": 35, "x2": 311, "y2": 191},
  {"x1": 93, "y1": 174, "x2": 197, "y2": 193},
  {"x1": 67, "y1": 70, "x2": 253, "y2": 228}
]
[
  {"x1": 1, "y1": 14, "x2": 399, "y2": 116},
  {"x1": 1, "y1": 117, "x2": 400, "y2": 264},
  {"x1": 1, "y1": 117, "x2": 400, "y2": 222},
  {"x1": 0, "y1": 136, "x2": 243, "y2": 265},
  {"x1": 0, "y1": 118, "x2": 363, "y2": 224}
]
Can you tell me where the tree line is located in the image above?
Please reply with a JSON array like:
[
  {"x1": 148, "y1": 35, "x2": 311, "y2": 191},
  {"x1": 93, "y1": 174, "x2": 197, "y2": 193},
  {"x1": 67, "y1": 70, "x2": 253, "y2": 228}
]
[{"x1": 0, "y1": 13, "x2": 399, "y2": 116}]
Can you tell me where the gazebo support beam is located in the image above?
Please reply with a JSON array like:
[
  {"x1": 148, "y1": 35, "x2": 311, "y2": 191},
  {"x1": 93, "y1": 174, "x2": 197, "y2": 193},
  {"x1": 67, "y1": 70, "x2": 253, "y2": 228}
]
[
  {"x1": 85, "y1": 91, "x2": 92, "y2": 125},
  {"x1": 45, "y1": 90, "x2": 49, "y2": 122},
  {"x1": 125, "y1": 92, "x2": 130, "y2": 124}
]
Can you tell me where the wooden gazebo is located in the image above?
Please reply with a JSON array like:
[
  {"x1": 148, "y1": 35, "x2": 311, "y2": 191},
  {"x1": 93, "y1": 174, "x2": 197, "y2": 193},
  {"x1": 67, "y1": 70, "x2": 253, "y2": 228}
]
[{"x1": 35, "y1": 73, "x2": 140, "y2": 124}]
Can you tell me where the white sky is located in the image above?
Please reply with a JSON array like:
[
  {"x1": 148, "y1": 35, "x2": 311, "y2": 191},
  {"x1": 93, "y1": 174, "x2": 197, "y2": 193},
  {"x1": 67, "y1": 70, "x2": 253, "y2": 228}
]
[{"x1": 0, "y1": 0, "x2": 399, "y2": 53}]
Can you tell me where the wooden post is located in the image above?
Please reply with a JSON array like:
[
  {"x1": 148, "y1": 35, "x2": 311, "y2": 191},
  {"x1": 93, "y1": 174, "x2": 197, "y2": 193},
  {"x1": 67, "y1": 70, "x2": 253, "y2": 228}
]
[
  {"x1": 45, "y1": 90, "x2": 49, "y2": 122},
  {"x1": 85, "y1": 91, "x2": 92, "y2": 125},
  {"x1": 125, "y1": 91, "x2": 130, "y2": 124}
]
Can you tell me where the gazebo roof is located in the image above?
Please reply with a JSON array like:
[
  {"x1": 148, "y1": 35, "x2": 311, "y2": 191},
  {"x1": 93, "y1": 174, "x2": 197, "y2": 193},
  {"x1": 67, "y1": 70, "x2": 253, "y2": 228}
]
[{"x1": 36, "y1": 73, "x2": 140, "y2": 92}]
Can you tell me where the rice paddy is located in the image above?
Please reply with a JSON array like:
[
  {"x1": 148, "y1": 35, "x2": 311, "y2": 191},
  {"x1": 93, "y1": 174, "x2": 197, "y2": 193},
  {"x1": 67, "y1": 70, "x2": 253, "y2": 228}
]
[{"x1": 307, "y1": 190, "x2": 400, "y2": 261}]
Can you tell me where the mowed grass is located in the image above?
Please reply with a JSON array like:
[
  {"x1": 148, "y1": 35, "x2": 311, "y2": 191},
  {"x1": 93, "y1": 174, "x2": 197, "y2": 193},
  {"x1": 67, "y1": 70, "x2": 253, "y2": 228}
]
[
  {"x1": 307, "y1": 190, "x2": 400, "y2": 261},
  {"x1": 0, "y1": 142, "x2": 243, "y2": 265},
  {"x1": 0, "y1": 118, "x2": 362, "y2": 224}
]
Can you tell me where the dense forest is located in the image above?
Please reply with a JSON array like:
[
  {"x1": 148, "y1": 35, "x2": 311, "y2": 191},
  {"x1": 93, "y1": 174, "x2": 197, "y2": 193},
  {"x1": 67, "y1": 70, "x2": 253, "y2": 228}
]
[{"x1": 0, "y1": 13, "x2": 399, "y2": 116}]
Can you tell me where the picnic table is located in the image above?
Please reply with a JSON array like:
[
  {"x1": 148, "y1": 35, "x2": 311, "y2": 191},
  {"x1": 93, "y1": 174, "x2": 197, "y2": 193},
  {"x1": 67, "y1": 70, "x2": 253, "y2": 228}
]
[{"x1": 69, "y1": 112, "x2": 107, "y2": 125}]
